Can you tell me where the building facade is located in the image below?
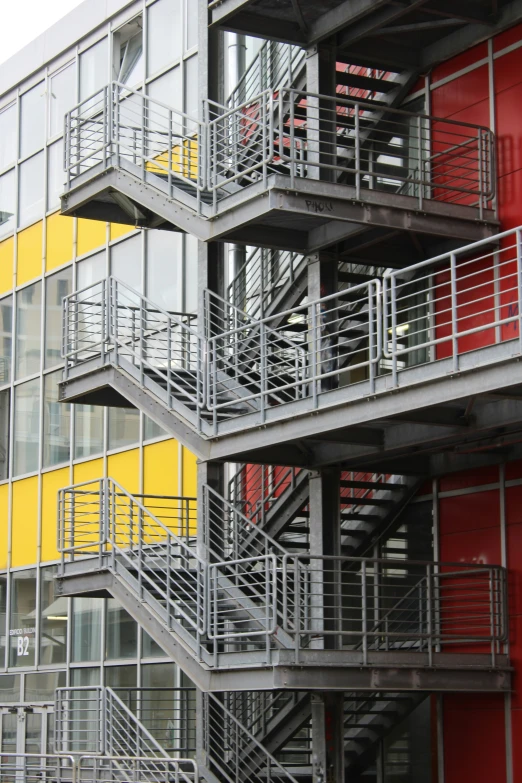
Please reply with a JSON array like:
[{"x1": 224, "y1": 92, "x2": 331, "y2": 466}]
[{"x1": 1, "y1": 0, "x2": 522, "y2": 781}]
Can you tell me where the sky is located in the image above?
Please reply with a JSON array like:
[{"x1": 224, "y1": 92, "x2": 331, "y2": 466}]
[{"x1": 0, "y1": 0, "x2": 86, "y2": 65}]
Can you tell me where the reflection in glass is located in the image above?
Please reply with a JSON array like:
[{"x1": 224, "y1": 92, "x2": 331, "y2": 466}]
[
  {"x1": 77, "y1": 252, "x2": 106, "y2": 287},
  {"x1": 106, "y1": 599, "x2": 138, "y2": 659},
  {"x1": 25, "y1": 671, "x2": 66, "y2": 703},
  {"x1": 19, "y1": 152, "x2": 45, "y2": 226},
  {"x1": 16, "y1": 281, "x2": 42, "y2": 379},
  {"x1": 0, "y1": 103, "x2": 16, "y2": 172},
  {"x1": 0, "y1": 295, "x2": 12, "y2": 385},
  {"x1": 147, "y1": 67, "x2": 182, "y2": 112},
  {"x1": 0, "y1": 391, "x2": 8, "y2": 480},
  {"x1": 9, "y1": 569, "x2": 37, "y2": 666},
  {"x1": 0, "y1": 674, "x2": 20, "y2": 703},
  {"x1": 0, "y1": 576, "x2": 6, "y2": 666},
  {"x1": 144, "y1": 416, "x2": 165, "y2": 441},
  {"x1": 43, "y1": 371, "x2": 71, "y2": 467},
  {"x1": 74, "y1": 404, "x2": 104, "y2": 459},
  {"x1": 142, "y1": 630, "x2": 165, "y2": 658},
  {"x1": 72, "y1": 597, "x2": 102, "y2": 661},
  {"x1": 20, "y1": 82, "x2": 45, "y2": 159},
  {"x1": 184, "y1": 55, "x2": 198, "y2": 125},
  {"x1": 1, "y1": 712, "x2": 16, "y2": 752},
  {"x1": 110, "y1": 234, "x2": 142, "y2": 292},
  {"x1": 80, "y1": 39, "x2": 109, "y2": 102},
  {"x1": 104, "y1": 664, "x2": 137, "y2": 689},
  {"x1": 142, "y1": 662, "x2": 175, "y2": 688},
  {"x1": 45, "y1": 267, "x2": 72, "y2": 367},
  {"x1": 13, "y1": 378, "x2": 40, "y2": 476},
  {"x1": 40, "y1": 567, "x2": 68, "y2": 664},
  {"x1": 115, "y1": 17, "x2": 144, "y2": 86},
  {"x1": 108, "y1": 407, "x2": 139, "y2": 450},
  {"x1": 0, "y1": 169, "x2": 16, "y2": 236},
  {"x1": 146, "y1": 231, "x2": 182, "y2": 311},
  {"x1": 49, "y1": 63, "x2": 76, "y2": 138},
  {"x1": 47, "y1": 139, "x2": 65, "y2": 211},
  {"x1": 70, "y1": 667, "x2": 100, "y2": 686},
  {"x1": 147, "y1": 0, "x2": 181, "y2": 76}
]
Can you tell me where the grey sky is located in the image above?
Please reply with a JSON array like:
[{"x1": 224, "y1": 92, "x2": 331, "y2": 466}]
[{"x1": 0, "y1": 0, "x2": 86, "y2": 65}]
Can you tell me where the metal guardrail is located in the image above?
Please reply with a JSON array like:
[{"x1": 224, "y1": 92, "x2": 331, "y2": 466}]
[
  {"x1": 227, "y1": 40, "x2": 305, "y2": 110},
  {"x1": 207, "y1": 87, "x2": 495, "y2": 216},
  {"x1": 227, "y1": 248, "x2": 305, "y2": 319},
  {"x1": 57, "y1": 479, "x2": 507, "y2": 668},
  {"x1": 78, "y1": 756, "x2": 198, "y2": 783},
  {"x1": 64, "y1": 81, "x2": 207, "y2": 213},
  {"x1": 0, "y1": 754, "x2": 76, "y2": 783}
]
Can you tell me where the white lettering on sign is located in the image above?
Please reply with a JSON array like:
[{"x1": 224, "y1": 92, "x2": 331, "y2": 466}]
[{"x1": 17, "y1": 636, "x2": 30, "y2": 656}]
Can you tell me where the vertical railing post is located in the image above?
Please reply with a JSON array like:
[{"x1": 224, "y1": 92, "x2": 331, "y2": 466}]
[
  {"x1": 168, "y1": 109, "x2": 173, "y2": 197},
  {"x1": 417, "y1": 115, "x2": 423, "y2": 209},
  {"x1": 450, "y1": 252, "x2": 459, "y2": 372},
  {"x1": 516, "y1": 228, "x2": 522, "y2": 354},
  {"x1": 260, "y1": 321, "x2": 267, "y2": 424},
  {"x1": 427, "y1": 564, "x2": 433, "y2": 666},
  {"x1": 478, "y1": 129, "x2": 484, "y2": 221},
  {"x1": 361, "y1": 561, "x2": 368, "y2": 664},
  {"x1": 355, "y1": 103, "x2": 361, "y2": 200},
  {"x1": 311, "y1": 302, "x2": 318, "y2": 408},
  {"x1": 369, "y1": 283, "x2": 375, "y2": 394},
  {"x1": 391, "y1": 276, "x2": 398, "y2": 387}
]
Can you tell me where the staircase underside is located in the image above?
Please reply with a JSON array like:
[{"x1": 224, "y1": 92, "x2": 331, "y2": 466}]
[
  {"x1": 60, "y1": 343, "x2": 522, "y2": 472},
  {"x1": 56, "y1": 562, "x2": 510, "y2": 694},
  {"x1": 209, "y1": 0, "x2": 518, "y2": 67},
  {"x1": 60, "y1": 165, "x2": 497, "y2": 256}
]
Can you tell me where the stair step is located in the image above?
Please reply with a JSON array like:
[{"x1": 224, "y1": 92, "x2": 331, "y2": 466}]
[
  {"x1": 336, "y1": 71, "x2": 399, "y2": 95},
  {"x1": 340, "y1": 480, "x2": 406, "y2": 491},
  {"x1": 342, "y1": 496, "x2": 391, "y2": 507}
]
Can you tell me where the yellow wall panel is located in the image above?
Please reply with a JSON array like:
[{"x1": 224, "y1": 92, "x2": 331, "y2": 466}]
[
  {"x1": 143, "y1": 440, "x2": 179, "y2": 496},
  {"x1": 108, "y1": 449, "x2": 139, "y2": 493},
  {"x1": 0, "y1": 485, "x2": 8, "y2": 570},
  {"x1": 182, "y1": 447, "x2": 198, "y2": 497},
  {"x1": 11, "y1": 477, "x2": 38, "y2": 567},
  {"x1": 17, "y1": 222, "x2": 43, "y2": 286},
  {"x1": 77, "y1": 219, "x2": 106, "y2": 257},
  {"x1": 110, "y1": 223, "x2": 134, "y2": 241},
  {"x1": 74, "y1": 458, "x2": 104, "y2": 486},
  {"x1": 41, "y1": 468, "x2": 70, "y2": 563},
  {"x1": 46, "y1": 213, "x2": 74, "y2": 271},
  {"x1": 0, "y1": 237, "x2": 14, "y2": 295}
]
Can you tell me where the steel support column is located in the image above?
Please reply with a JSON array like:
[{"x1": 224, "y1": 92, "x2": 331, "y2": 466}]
[
  {"x1": 306, "y1": 44, "x2": 337, "y2": 182},
  {"x1": 312, "y1": 692, "x2": 345, "y2": 783}
]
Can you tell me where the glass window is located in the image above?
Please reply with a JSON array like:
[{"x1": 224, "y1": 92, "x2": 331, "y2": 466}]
[
  {"x1": 80, "y1": 38, "x2": 109, "y2": 102},
  {"x1": 19, "y1": 151, "x2": 44, "y2": 226},
  {"x1": 0, "y1": 576, "x2": 6, "y2": 666},
  {"x1": 186, "y1": 0, "x2": 197, "y2": 50},
  {"x1": 147, "y1": 67, "x2": 182, "y2": 112},
  {"x1": 9, "y1": 569, "x2": 37, "y2": 666},
  {"x1": 25, "y1": 671, "x2": 66, "y2": 702},
  {"x1": 110, "y1": 234, "x2": 142, "y2": 292},
  {"x1": 115, "y1": 17, "x2": 144, "y2": 86},
  {"x1": 185, "y1": 234, "x2": 198, "y2": 313},
  {"x1": 49, "y1": 63, "x2": 76, "y2": 138},
  {"x1": 72, "y1": 597, "x2": 102, "y2": 661},
  {"x1": 47, "y1": 139, "x2": 65, "y2": 211},
  {"x1": 147, "y1": 0, "x2": 181, "y2": 76},
  {"x1": 0, "y1": 169, "x2": 16, "y2": 237},
  {"x1": 142, "y1": 630, "x2": 166, "y2": 658},
  {"x1": 108, "y1": 408, "x2": 139, "y2": 450},
  {"x1": 16, "y1": 281, "x2": 42, "y2": 379},
  {"x1": 40, "y1": 567, "x2": 68, "y2": 664},
  {"x1": 146, "y1": 231, "x2": 182, "y2": 311},
  {"x1": 74, "y1": 404, "x2": 104, "y2": 459},
  {"x1": 0, "y1": 390, "x2": 9, "y2": 480},
  {"x1": 13, "y1": 378, "x2": 40, "y2": 476},
  {"x1": 43, "y1": 370, "x2": 70, "y2": 468},
  {"x1": 0, "y1": 674, "x2": 20, "y2": 703},
  {"x1": 77, "y1": 251, "x2": 106, "y2": 287},
  {"x1": 144, "y1": 416, "x2": 165, "y2": 441},
  {"x1": 142, "y1": 662, "x2": 175, "y2": 688},
  {"x1": 45, "y1": 266, "x2": 72, "y2": 368},
  {"x1": 20, "y1": 82, "x2": 45, "y2": 158},
  {"x1": 104, "y1": 665, "x2": 137, "y2": 689},
  {"x1": 184, "y1": 56, "x2": 198, "y2": 123},
  {"x1": 70, "y1": 667, "x2": 100, "y2": 686},
  {"x1": 0, "y1": 104, "x2": 17, "y2": 172},
  {"x1": 0, "y1": 295, "x2": 12, "y2": 385},
  {"x1": 106, "y1": 599, "x2": 138, "y2": 659}
]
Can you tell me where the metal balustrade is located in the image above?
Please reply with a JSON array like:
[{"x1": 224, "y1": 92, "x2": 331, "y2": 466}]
[
  {"x1": 58, "y1": 479, "x2": 506, "y2": 669},
  {"x1": 64, "y1": 82, "x2": 208, "y2": 211},
  {"x1": 0, "y1": 754, "x2": 76, "y2": 783},
  {"x1": 227, "y1": 248, "x2": 306, "y2": 319},
  {"x1": 227, "y1": 40, "x2": 305, "y2": 109},
  {"x1": 207, "y1": 88, "x2": 495, "y2": 216},
  {"x1": 78, "y1": 756, "x2": 198, "y2": 783}
]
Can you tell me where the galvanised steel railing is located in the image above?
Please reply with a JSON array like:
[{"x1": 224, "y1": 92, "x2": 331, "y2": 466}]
[
  {"x1": 227, "y1": 40, "x2": 305, "y2": 109},
  {"x1": 206, "y1": 88, "x2": 495, "y2": 215},
  {"x1": 78, "y1": 756, "x2": 198, "y2": 783},
  {"x1": 113, "y1": 688, "x2": 196, "y2": 758},
  {"x1": 62, "y1": 277, "x2": 207, "y2": 431},
  {"x1": 64, "y1": 81, "x2": 209, "y2": 213},
  {"x1": 282, "y1": 555, "x2": 507, "y2": 666},
  {"x1": 228, "y1": 463, "x2": 305, "y2": 526},
  {"x1": 202, "y1": 692, "x2": 301, "y2": 783},
  {"x1": 0, "y1": 754, "x2": 76, "y2": 783},
  {"x1": 227, "y1": 248, "x2": 306, "y2": 319}
]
